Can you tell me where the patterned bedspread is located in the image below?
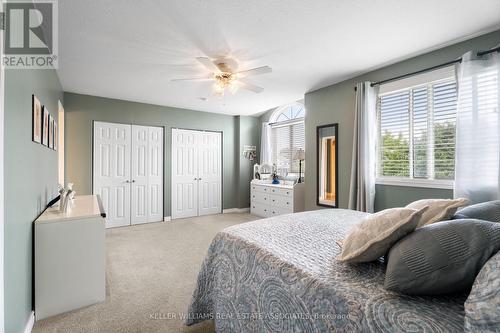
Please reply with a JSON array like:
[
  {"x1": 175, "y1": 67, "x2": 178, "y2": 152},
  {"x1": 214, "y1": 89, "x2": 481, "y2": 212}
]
[{"x1": 186, "y1": 209, "x2": 467, "y2": 332}]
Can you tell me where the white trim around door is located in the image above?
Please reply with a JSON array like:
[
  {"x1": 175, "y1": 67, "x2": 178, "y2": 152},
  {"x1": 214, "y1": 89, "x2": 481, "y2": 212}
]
[
  {"x1": 93, "y1": 121, "x2": 164, "y2": 228},
  {"x1": 171, "y1": 129, "x2": 222, "y2": 220}
]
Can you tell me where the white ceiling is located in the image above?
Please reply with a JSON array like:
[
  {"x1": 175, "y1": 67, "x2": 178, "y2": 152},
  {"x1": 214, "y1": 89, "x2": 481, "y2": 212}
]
[{"x1": 58, "y1": 0, "x2": 500, "y2": 116}]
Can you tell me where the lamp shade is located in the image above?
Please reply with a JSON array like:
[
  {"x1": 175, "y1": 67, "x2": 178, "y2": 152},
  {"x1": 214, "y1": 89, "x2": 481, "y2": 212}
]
[{"x1": 294, "y1": 148, "x2": 305, "y2": 161}]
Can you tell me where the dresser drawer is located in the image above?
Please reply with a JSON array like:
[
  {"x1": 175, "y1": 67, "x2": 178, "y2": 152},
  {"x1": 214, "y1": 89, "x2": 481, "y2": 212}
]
[
  {"x1": 270, "y1": 194, "x2": 293, "y2": 210},
  {"x1": 251, "y1": 191, "x2": 270, "y2": 204},
  {"x1": 269, "y1": 187, "x2": 293, "y2": 197},
  {"x1": 269, "y1": 206, "x2": 293, "y2": 216},
  {"x1": 251, "y1": 185, "x2": 271, "y2": 194},
  {"x1": 251, "y1": 202, "x2": 271, "y2": 217}
]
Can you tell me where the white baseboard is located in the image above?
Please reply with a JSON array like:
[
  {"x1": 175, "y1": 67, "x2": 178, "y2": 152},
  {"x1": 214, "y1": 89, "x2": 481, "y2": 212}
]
[
  {"x1": 223, "y1": 207, "x2": 250, "y2": 214},
  {"x1": 163, "y1": 216, "x2": 171, "y2": 222},
  {"x1": 24, "y1": 311, "x2": 35, "y2": 333}
]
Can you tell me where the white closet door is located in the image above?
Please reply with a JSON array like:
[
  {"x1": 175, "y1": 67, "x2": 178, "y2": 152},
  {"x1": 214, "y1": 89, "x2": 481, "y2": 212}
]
[
  {"x1": 198, "y1": 131, "x2": 222, "y2": 216},
  {"x1": 147, "y1": 126, "x2": 163, "y2": 223},
  {"x1": 93, "y1": 122, "x2": 131, "y2": 228},
  {"x1": 131, "y1": 125, "x2": 149, "y2": 225},
  {"x1": 171, "y1": 129, "x2": 198, "y2": 219}
]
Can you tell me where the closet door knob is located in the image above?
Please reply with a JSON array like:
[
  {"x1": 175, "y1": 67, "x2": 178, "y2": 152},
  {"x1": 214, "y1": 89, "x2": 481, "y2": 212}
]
[
  {"x1": 132, "y1": 180, "x2": 136, "y2": 183},
  {"x1": 125, "y1": 180, "x2": 130, "y2": 183}
]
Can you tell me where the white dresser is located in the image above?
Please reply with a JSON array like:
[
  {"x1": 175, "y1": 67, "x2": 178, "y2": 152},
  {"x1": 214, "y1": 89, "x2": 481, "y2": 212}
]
[
  {"x1": 250, "y1": 180, "x2": 305, "y2": 218},
  {"x1": 35, "y1": 195, "x2": 106, "y2": 320}
]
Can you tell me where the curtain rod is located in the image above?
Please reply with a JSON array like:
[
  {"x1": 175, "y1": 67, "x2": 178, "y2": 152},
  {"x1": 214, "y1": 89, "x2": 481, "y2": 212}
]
[{"x1": 354, "y1": 46, "x2": 500, "y2": 91}]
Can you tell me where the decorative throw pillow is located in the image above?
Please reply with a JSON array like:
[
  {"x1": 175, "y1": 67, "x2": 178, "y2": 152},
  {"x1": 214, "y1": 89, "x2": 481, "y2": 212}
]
[
  {"x1": 453, "y1": 200, "x2": 500, "y2": 222},
  {"x1": 406, "y1": 198, "x2": 469, "y2": 228},
  {"x1": 385, "y1": 219, "x2": 500, "y2": 295},
  {"x1": 336, "y1": 207, "x2": 427, "y2": 263},
  {"x1": 464, "y1": 251, "x2": 500, "y2": 332}
]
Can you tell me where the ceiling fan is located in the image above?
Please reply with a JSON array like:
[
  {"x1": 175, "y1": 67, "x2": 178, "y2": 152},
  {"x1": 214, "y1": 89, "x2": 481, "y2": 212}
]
[{"x1": 171, "y1": 57, "x2": 272, "y2": 97}]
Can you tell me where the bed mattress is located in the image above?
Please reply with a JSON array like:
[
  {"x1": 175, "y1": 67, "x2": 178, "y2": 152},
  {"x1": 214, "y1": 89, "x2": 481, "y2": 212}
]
[{"x1": 187, "y1": 209, "x2": 467, "y2": 332}]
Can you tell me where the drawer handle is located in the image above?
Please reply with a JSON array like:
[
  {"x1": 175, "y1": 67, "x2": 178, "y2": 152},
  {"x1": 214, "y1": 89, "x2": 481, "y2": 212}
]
[
  {"x1": 264, "y1": 198, "x2": 267, "y2": 200},
  {"x1": 264, "y1": 209, "x2": 267, "y2": 212},
  {"x1": 287, "y1": 192, "x2": 290, "y2": 195},
  {"x1": 287, "y1": 202, "x2": 290, "y2": 205}
]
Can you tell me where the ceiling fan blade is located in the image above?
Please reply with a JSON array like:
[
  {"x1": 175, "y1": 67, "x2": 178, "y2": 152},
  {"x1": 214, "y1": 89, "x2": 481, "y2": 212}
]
[
  {"x1": 236, "y1": 66, "x2": 272, "y2": 78},
  {"x1": 171, "y1": 75, "x2": 213, "y2": 82},
  {"x1": 196, "y1": 57, "x2": 221, "y2": 73},
  {"x1": 238, "y1": 79, "x2": 264, "y2": 93}
]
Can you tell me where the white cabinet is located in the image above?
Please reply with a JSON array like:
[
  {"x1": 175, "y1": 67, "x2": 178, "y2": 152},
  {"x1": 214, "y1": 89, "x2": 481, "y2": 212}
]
[
  {"x1": 35, "y1": 195, "x2": 106, "y2": 320},
  {"x1": 93, "y1": 121, "x2": 164, "y2": 228},
  {"x1": 250, "y1": 181, "x2": 305, "y2": 218}
]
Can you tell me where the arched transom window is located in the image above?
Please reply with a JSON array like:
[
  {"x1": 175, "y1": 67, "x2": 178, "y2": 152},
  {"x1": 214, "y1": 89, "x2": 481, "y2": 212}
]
[
  {"x1": 270, "y1": 103, "x2": 306, "y2": 124},
  {"x1": 269, "y1": 103, "x2": 305, "y2": 174}
]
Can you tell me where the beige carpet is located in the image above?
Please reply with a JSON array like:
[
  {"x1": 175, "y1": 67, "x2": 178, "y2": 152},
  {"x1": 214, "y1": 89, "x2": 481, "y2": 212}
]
[{"x1": 33, "y1": 213, "x2": 258, "y2": 333}]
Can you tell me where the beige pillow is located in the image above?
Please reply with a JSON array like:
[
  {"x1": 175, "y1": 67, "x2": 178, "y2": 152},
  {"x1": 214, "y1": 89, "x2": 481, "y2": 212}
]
[
  {"x1": 337, "y1": 207, "x2": 428, "y2": 263},
  {"x1": 406, "y1": 198, "x2": 469, "y2": 228}
]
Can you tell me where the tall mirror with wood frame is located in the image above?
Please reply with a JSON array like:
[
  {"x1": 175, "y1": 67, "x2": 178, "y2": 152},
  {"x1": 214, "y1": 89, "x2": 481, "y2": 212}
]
[{"x1": 317, "y1": 124, "x2": 338, "y2": 208}]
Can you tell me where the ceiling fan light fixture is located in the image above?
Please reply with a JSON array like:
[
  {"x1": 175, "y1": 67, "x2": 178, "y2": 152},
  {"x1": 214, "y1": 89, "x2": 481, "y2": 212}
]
[
  {"x1": 213, "y1": 82, "x2": 225, "y2": 96},
  {"x1": 173, "y1": 57, "x2": 271, "y2": 96},
  {"x1": 229, "y1": 81, "x2": 239, "y2": 94}
]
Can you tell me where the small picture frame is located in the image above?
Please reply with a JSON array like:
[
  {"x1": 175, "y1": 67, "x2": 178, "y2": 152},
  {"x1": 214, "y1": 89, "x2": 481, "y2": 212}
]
[
  {"x1": 53, "y1": 121, "x2": 58, "y2": 151},
  {"x1": 42, "y1": 106, "x2": 49, "y2": 146},
  {"x1": 32, "y1": 95, "x2": 42, "y2": 143},
  {"x1": 49, "y1": 114, "x2": 54, "y2": 149}
]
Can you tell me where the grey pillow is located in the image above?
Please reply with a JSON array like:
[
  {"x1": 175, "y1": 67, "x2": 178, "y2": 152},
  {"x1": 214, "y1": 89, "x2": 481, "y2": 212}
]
[
  {"x1": 453, "y1": 200, "x2": 500, "y2": 222},
  {"x1": 464, "y1": 251, "x2": 500, "y2": 332},
  {"x1": 384, "y1": 219, "x2": 500, "y2": 295}
]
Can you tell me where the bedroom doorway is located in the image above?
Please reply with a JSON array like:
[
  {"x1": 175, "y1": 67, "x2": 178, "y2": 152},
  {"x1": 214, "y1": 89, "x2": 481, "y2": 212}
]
[
  {"x1": 93, "y1": 121, "x2": 164, "y2": 228},
  {"x1": 171, "y1": 128, "x2": 222, "y2": 220}
]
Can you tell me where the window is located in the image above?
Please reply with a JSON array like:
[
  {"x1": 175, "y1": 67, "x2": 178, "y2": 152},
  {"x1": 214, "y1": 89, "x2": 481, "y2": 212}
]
[
  {"x1": 269, "y1": 103, "x2": 305, "y2": 173},
  {"x1": 377, "y1": 69, "x2": 457, "y2": 188}
]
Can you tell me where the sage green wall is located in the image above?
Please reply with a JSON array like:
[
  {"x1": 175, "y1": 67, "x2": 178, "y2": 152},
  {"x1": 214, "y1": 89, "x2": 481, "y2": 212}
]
[
  {"x1": 64, "y1": 93, "x2": 260, "y2": 216},
  {"x1": 374, "y1": 185, "x2": 453, "y2": 212},
  {"x1": 306, "y1": 30, "x2": 500, "y2": 211},
  {"x1": 4, "y1": 69, "x2": 62, "y2": 332},
  {"x1": 235, "y1": 116, "x2": 260, "y2": 208},
  {"x1": 260, "y1": 30, "x2": 500, "y2": 211}
]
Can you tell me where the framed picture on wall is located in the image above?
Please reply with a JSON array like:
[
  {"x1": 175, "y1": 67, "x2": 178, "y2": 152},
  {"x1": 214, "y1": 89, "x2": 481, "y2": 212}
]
[
  {"x1": 32, "y1": 95, "x2": 42, "y2": 143},
  {"x1": 42, "y1": 106, "x2": 49, "y2": 146},
  {"x1": 53, "y1": 121, "x2": 58, "y2": 151},
  {"x1": 49, "y1": 115, "x2": 54, "y2": 149}
]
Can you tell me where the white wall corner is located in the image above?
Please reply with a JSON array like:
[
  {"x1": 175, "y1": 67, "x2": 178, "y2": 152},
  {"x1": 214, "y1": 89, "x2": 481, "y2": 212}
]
[
  {"x1": 163, "y1": 216, "x2": 171, "y2": 222},
  {"x1": 223, "y1": 208, "x2": 250, "y2": 214},
  {"x1": 24, "y1": 311, "x2": 35, "y2": 333}
]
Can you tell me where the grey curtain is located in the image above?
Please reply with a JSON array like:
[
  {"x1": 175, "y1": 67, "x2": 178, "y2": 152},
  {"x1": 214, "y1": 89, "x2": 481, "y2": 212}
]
[{"x1": 348, "y1": 82, "x2": 379, "y2": 213}]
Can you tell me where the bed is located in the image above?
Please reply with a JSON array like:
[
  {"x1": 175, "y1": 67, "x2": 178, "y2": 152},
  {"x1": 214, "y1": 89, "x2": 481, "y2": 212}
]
[{"x1": 186, "y1": 209, "x2": 467, "y2": 332}]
